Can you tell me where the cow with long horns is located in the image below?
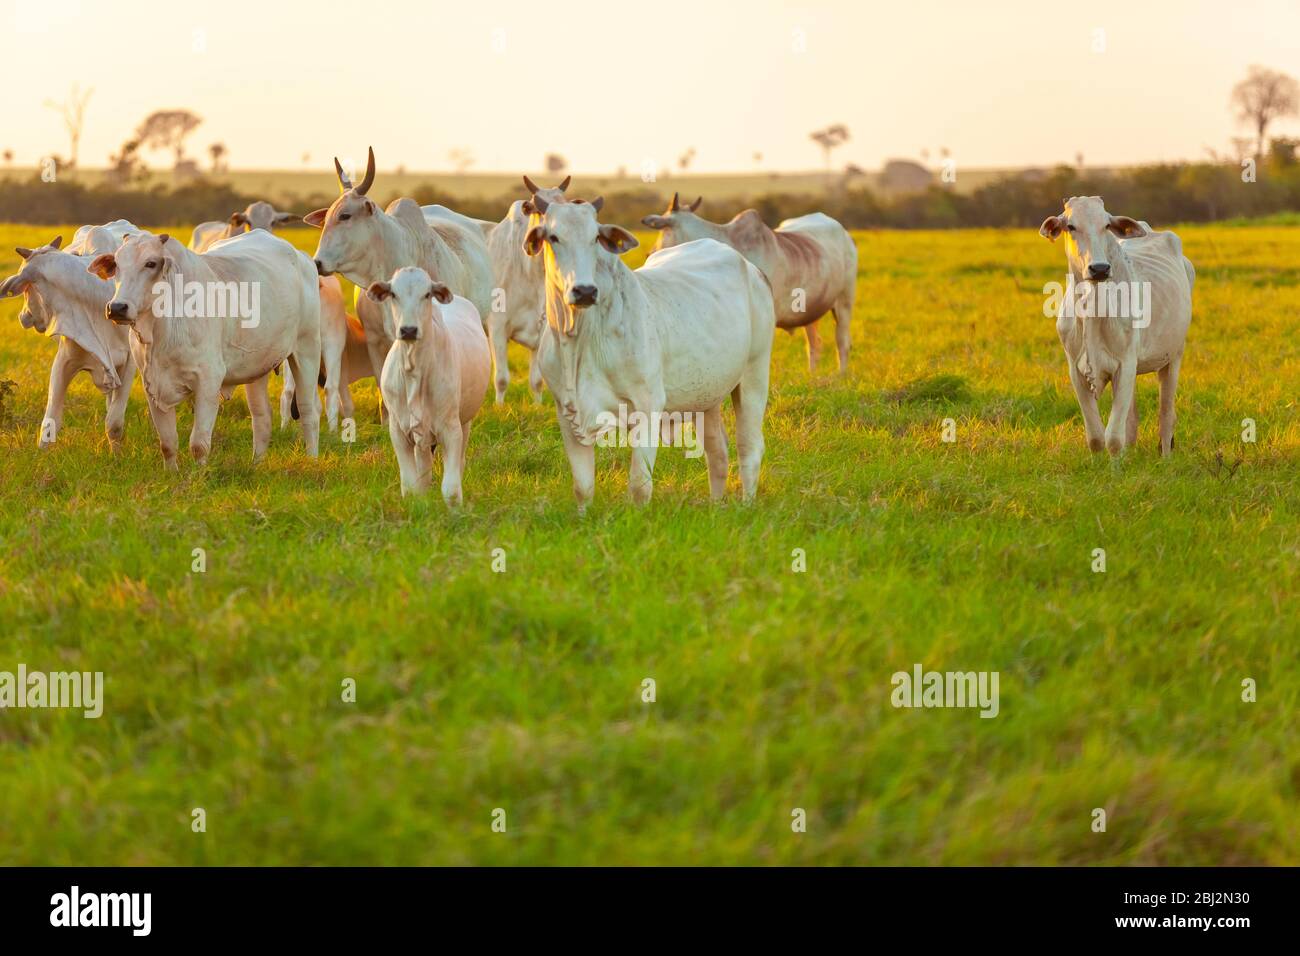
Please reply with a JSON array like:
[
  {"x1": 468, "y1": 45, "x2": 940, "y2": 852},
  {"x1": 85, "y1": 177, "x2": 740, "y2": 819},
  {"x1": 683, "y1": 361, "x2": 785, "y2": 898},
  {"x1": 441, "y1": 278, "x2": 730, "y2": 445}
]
[
  {"x1": 476, "y1": 174, "x2": 572, "y2": 403},
  {"x1": 304, "y1": 148, "x2": 495, "y2": 394}
]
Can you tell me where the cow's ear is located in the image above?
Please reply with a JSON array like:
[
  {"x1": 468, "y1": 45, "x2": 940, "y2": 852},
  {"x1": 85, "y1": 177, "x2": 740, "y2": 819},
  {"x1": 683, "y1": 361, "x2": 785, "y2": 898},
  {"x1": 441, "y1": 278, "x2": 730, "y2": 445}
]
[
  {"x1": 1039, "y1": 216, "x2": 1064, "y2": 241},
  {"x1": 641, "y1": 215, "x2": 668, "y2": 230},
  {"x1": 523, "y1": 225, "x2": 546, "y2": 257},
  {"x1": 0, "y1": 273, "x2": 28, "y2": 298},
  {"x1": 229, "y1": 212, "x2": 248, "y2": 226},
  {"x1": 429, "y1": 281, "x2": 453, "y2": 304},
  {"x1": 88, "y1": 253, "x2": 117, "y2": 279},
  {"x1": 598, "y1": 224, "x2": 639, "y2": 255},
  {"x1": 303, "y1": 208, "x2": 329, "y2": 228},
  {"x1": 522, "y1": 200, "x2": 536, "y2": 216},
  {"x1": 1107, "y1": 216, "x2": 1148, "y2": 239},
  {"x1": 365, "y1": 281, "x2": 392, "y2": 302}
]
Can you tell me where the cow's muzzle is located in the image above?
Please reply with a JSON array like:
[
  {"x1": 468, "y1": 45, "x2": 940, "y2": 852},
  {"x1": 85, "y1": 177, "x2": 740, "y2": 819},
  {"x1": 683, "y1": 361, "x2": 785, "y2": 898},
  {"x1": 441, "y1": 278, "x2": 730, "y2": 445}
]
[
  {"x1": 398, "y1": 326, "x2": 418, "y2": 341},
  {"x1": 106, "y1": 301, "x2": 133, "y2": 324}
]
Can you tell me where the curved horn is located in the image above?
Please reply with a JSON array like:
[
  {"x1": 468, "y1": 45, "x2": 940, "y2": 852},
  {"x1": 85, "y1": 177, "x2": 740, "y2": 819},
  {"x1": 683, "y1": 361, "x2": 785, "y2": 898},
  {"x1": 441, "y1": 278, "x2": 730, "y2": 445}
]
[
  {"x1": 522, "y1": 175, "x2": 540, "y2": 194},
  {"x1": 334, "y1": 156, "x2": 353, "y2": 192},
  {"x1": 591, "y1": 196, "x2": 604, "y2": 213},
  {"x1": 15, "y1": 247, "x2": 33, "y2": 260},
  {"x1": 533, "y1": 193, "x2": 550, "y2": 215},
  {"x1": 356, "y1": 146, "x2": 376, "y2": 195},
  {"x1": 668, "y1": 192, "x2": 680, "y2": 212},
  {"x1": 50, "y1": 235, "x2": 63, "y2": 249},
  {"x1": 689, "y1": 196, "x2": 702, "y2": 212},
  {"x1": 559, "y1": 175, "x2": 571, "y2": 192}
]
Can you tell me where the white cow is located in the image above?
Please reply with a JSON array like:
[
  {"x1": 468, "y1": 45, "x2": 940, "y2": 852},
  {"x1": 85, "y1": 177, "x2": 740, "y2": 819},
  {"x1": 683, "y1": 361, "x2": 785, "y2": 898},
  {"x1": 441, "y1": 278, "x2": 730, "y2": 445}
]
[
  {"x1": 642, "y1": 194, "x2": 858, "y2": 371},
  {"x1": 189, "y1": 201, "x2": 299, "y2": 253},
  {"x1": 1040, "y1": 196, "x2": 1194, "y2": 456},
  {"x1": 305, "y1": 148, "x2": 495, "y2": 400},
  {"x1": 280, "y1": 275, "x2": 371, "y2": 431},
  {"x1": 478, "y1": 175, "x2": 571, "y2": 403},
  {"x1": 0, "y1": 222, "x2": 142, "y2": 448},
  {"x1": 370, "y1": 267, "x2": 490, "y2": 503},
  {"x1": 88, "y1": 230, "x2": 322, "y2": 469},
  {"x1": 525, "y1": 196, "x2": 776, "y2": 507}
]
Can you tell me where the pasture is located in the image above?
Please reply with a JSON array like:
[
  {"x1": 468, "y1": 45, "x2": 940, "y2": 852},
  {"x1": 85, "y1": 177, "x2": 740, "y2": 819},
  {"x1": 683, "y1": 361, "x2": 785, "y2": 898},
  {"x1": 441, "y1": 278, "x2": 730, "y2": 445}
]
[{"x1": 0, "y1": 221, "x2": 1296, "y2": 865}]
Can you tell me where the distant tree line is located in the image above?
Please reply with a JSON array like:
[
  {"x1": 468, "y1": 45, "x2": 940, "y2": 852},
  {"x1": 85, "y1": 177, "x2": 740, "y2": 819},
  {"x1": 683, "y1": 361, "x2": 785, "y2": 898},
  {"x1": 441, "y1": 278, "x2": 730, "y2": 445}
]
[{"x1": 1, "y1": 149, "x2": 1297, "y2": 231}]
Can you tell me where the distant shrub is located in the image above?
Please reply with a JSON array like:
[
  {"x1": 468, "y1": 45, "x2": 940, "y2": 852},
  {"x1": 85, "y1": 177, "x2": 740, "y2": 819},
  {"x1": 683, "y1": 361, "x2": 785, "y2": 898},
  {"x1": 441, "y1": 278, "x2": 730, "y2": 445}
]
[{"x1": 2, "y1": 157, "x2": 1298, "y2": 230}]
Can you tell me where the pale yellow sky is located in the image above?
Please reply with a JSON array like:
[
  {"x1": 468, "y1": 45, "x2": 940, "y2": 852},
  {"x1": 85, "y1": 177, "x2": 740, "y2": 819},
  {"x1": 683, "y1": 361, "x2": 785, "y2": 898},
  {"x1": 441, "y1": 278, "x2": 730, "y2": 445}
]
[{"x1": 6, "y1": 0, "x2": 1298, "y2": 173}]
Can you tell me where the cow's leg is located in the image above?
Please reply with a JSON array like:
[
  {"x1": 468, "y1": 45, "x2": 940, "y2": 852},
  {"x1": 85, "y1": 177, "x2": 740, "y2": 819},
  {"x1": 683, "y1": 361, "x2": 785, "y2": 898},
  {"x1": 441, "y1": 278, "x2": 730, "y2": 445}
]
[
  {"x1": 1105, "y1": 362, "x2": 1137, "y2": 457},
  {"x1": 831, "y1": 293, "x2": 854, "y2": 372},
  {"x1": 1065, "y1": 359, "x2": 1106, "y2": 453},
  {"x1": 104, "y1": 352, "x2": 133, "y2": 450},
  {"x1": 732, "y1": 360, "x2": 770, "y2": 501},
  {"x1": 288, "y1": 335, "x2": 321, "y2": 458},
  {"x1": 1126, "y1": 389, "x2": 1139, "y2": 448},
  {"x1": 803, "y1": 322, "x2": 822, "y2": 372},
  {"x1": 321, "y1": 314, "x2": 345, "y2": 433},
  {"x1": 189, "y1": 386, "x2": 221, "y2": 465},
  {"x1": 144, "y1": 392, "x2": 180, "y2": 471},
  {"x1": 245, "y1": 374, "x2": 273, "y2": 463},
  {"x1": 438, "y1": 422, "x2": 465, "y2": 506},
  {"x1": 279, "y1": 364, "x2": 295, "y2": 429},
  {"x1": 627, "y1": 407, "x2": 660, "y2": 506},
  {"x1": 1157, "y1": 354, "x2": 1183, "y2": 457},
  {"x1": 340, "y1": 383, "x2": 355, "y2": 419},
  {"x1": 358, "y1": 294, "x2": 389, "y2": 423},
  {"x1": 39, "y1": 345, "x2": 79, "y2": 449},
  {"x1": 556, "y1": 407, "x2": 596, "y2": 511},
  {"x1": 388, "y1": 417, "x2": 419, "y2": 496},
  {"x1": 527, "y1": 344, "x2": 545, "y2": 404},
  {"x1": 701, "y1": 403, "x2": 730, "y2": 500},
  {"x1": 488, "y1": 312, "x2": 511, "y2": 404}
]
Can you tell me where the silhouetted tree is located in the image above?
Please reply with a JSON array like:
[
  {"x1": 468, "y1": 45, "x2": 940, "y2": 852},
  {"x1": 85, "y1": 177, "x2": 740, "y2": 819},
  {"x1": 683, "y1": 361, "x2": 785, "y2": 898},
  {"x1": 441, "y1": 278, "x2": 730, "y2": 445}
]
[
  {"x1": 44, "y1": 84, "x2": 93, "y2": 169},
  {"x1": 136, "y1": 110, "x2": 203, "y2": 166},
  {"x1": 1231, "y1": 66, "x2": 1300, "y2": 159}
]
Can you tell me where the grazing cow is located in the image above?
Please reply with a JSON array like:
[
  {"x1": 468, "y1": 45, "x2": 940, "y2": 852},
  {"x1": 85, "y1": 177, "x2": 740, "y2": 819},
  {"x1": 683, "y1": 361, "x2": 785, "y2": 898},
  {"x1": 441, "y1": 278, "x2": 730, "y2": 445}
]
[
  {"x1": 641, "y1": 194, "x2": 857, "y2": 371},
  {"x1": 1040, "y1": 196, "x2": 1194, "y2": 456},
  {"x1": 87, "y1": 230, "x2": 322, "y2": 469},
  {"x1": 0, "y1": 223, "x2": 141, "y2": 448},
  {"x1": 189, "y1": 201, "x2": 299, "y2": 253},
  {"x1": 525, "y1": 195, "x2": 776, "y2": 507},
  {"x1": 369, "y1": 267, "x2": 490, "y2": 503},
  {"x1": 280, "y1": 275, "x2": 372, "y2": 431},
  {"x1": 305, "y1": 148, "x2": 495, "y2": 400},
  {"x1": 480, "y1": 175, "x2": 572, "y2": 403}
]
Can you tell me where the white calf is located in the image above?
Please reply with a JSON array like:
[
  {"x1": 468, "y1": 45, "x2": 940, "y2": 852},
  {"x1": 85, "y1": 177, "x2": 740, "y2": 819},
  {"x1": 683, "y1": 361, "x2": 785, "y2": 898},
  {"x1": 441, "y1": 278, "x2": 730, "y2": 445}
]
[{"x1": 370, "y1": 267, "x2": 490, "y2": 503}]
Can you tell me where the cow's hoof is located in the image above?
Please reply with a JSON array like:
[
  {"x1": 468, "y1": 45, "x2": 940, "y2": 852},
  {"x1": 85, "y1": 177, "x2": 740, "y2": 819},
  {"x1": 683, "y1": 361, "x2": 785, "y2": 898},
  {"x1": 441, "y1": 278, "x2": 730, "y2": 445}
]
[{"x1": 1088, "y1": 437, "x2": 1105, "y2": 453}]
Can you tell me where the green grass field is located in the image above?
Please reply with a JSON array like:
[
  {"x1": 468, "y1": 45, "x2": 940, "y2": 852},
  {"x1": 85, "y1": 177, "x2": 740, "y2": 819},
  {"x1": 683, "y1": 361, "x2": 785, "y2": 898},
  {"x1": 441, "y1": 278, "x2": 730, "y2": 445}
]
[{"x1": 0, "y1": 222, "x2": 1296, "y2": 865}]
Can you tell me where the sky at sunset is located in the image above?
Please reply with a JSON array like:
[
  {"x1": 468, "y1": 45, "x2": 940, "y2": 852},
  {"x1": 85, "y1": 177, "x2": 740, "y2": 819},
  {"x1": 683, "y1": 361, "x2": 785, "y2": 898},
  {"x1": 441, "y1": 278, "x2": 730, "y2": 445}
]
[{"x1": 6, "y1": 0, "x2": 1299, "y2": 173}]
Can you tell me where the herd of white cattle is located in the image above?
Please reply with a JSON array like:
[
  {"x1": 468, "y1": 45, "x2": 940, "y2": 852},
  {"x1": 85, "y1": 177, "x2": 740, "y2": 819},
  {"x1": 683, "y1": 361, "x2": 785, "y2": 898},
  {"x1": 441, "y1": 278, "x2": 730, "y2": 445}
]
[{"x1": 0, "y1": 149, "x2": 1195, "y2": 506}]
